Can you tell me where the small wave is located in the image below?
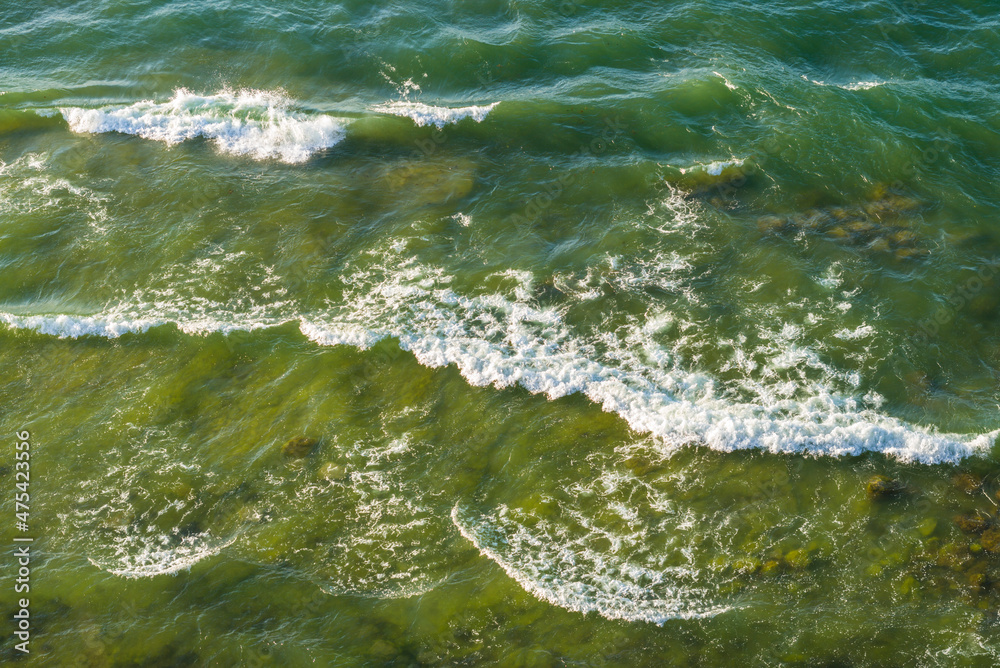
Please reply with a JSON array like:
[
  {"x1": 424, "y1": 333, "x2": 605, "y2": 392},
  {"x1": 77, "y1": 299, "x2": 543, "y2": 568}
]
[
  {"x1": 680, "y1": 159, "x2": 745, "y2": 177},
  {"x1": 88, "y1": 532, "x2": 236, "y2": 578},
  {"x1": 0, "y1": 107, "x2": 64, "y2": 134},
  {"x1": 672, "y1": 158, "x2": 751, "y2": 192},
  {"x1": 451, "y1": 505, "x2": 730, "y2": 624},
  {"x1": 60, "y1": 89, "x2": 348, "y2": 163},
  {"x1": 371, "y1": 101, "x2": 499, "y2": 128},
  {"x1": 801, "y1": 76, "x2": 886, "y2": 91},
  {"x1": 0, "y1": 304, "x2": 285, "y2": 339},
  {"x1": 841, "y1": 81, "x2": 885, "y2": 91},
  {"x1": 0, "y1": 312, "x2": 163, "y2": 338}
]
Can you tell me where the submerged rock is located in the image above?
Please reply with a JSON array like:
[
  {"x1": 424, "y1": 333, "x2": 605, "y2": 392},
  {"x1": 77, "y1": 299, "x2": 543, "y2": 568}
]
[
  {"x1": 937, "y1": 542, "x2": 973, "y2": 571},
  {"x1": 760, "y1": 559, "x2": 782, "y2": 576},
  {"x1": 866, "y1": 474, "x2": 905, "y2": 499},
  {"x1": 955, "y1": 513, "x2": 992, "y2": 534},
  {"x1": 623, "y1": 455, "x2": 663, "y2": 477},
  {"x1": 752, "y1": 187, "x2": 928, "y2": 259},
  {"x1": 899, "y1": 575, "x2": 918, "y2": 595},
  {"x1": 965, "y1": 559, "x2": 989, "y2": 588},
  {"x1": 885, "y1": 194, "x2": 921, "y2": 213},
  {"x1": 894, "y1": 247, "x2": 929, "y2": 261},
  {"x1": 757, "y1": 215, "x2": 788, "y2": 235},
  {"x1": 953, "y1": 472, "x2": 983, "y2": 494},
  {"x1": 674, "y1": 159, "x2": 751, "y2": 196},
  {"x1": 887, "y1": 229, "x2": 918, "y2": 246},
  {"x1": 282, "y1": 436, "x2": 318, "y2": 458},
  {"x1": 733, "y1": 557, "x2": 762, "y2": 575},
  {"x1": 826, "y1": 224, "x2": 851, "y2": 240},
  {"x1": 868, "y1": 237, "x2": 891, "y2": 252},
  {"x1": 844, "y1": 219, "x2": 879, "y2": 238},
  {"x1": 368, "y1": 639, "x2": 398, "y2": 660},
  {"x1": 320, "y1": 462, "x2": 347, "y2": 481},
  {"x1": 980, "y1": 528, "x2": 1000, "y2": 554},
  {"x1": 381, "y1": 157, "x2": 476, "y2": 207},
  {"x1": 829, "y1": 206, "x2": 859, "y2": 221},
  {"x1": 918, "y1": 518, "x2": 938, "y2": 537},
  {"x1": 783, "y1": 549, "x2": 812, "y2": 570}
]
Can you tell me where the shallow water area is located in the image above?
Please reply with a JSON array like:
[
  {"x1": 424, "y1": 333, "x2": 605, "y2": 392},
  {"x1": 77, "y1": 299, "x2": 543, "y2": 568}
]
[{"x1": 2, "y1": 0, "x2": 1000, "y2": 665}]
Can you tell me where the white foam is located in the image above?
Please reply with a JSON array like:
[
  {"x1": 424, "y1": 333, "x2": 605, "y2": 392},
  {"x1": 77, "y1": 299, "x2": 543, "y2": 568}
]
[
  {"x1": 60, "y1": 89, "x2": 347, "y2": 163},
  {"x1": 713, "y1": 71, "x2": 738, "y2": 91},
  {"x1": 0, "y1": 312, "x2": 162, "y2": 338},
  {"x1": 801, "y1": 76, "x2": 886, "y2": 91},
  {"x1": 4, "y1": 299, "x2": 993, "y2": 465},
  {"x1": 88, "y1": 532, "x2": 236, "y2": 578},
  {"x1": 3, "y1": 253, "x2": 996, "y2": 465},
  {"x1": 395, "y1": 322, "x2": 993, "y2": 464},
  {"x1": 372, "y1": 101, "x2": 499, "y2": 128},
  {"x1": 834, "y1": 324, "x2": 875, "y2": 340},
  {"x1": 451, "y1": 504, "x2": 729, "y2": 623},
  {"x1": 841, "y1": 81, "x2": 885, "y2": 91},
  {"x1": 0, "y1": 154, "x2": 109, "y2": 225},
  {"x1": 679, "y1": 158, "x2": 744, "y2": 177}
]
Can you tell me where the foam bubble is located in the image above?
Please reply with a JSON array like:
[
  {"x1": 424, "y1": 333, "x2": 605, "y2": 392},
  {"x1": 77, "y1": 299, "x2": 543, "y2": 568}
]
[{"x1": 60, "y1": 89, "x2": 347, "y2": 163}]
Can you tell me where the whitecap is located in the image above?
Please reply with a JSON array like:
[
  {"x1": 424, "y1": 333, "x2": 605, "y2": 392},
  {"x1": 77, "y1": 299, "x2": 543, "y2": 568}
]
[
  {"x1": 371, "y1": 100, "x2": 499, "y2": 128},
  {"x1": 60, "y1": 88, "x2": 347, "y2": 163}
]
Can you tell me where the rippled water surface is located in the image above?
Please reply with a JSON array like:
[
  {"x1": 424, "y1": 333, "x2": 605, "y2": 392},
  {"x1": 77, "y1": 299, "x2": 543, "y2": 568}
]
[{"x1": 2, "y1": 0, "x2": 1000, "y2": 665}]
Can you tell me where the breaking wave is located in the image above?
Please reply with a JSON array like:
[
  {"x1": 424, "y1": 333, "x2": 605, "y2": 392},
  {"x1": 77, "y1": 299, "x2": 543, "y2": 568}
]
[
  {"x1": 60, "y1": 89, "x2": 348, "y2": 163},
  {"x1": 2, "y1": 292, "x2": 995, "y2": 465}
]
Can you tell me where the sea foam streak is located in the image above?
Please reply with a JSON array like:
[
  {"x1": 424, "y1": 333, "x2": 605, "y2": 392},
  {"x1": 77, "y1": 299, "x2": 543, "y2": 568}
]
[
  {"x1": 60, "y1": 89, "x2": 347, "y2": 163},
  {"x1": 451, "y1": 505, "x2": 730, "y2": 623},
  {"x1": 371, "y1": 101, "x2": 499, "y2": 128},
  {"x1": 1, "y1": 301, "x2": 995, "y2": 465}
]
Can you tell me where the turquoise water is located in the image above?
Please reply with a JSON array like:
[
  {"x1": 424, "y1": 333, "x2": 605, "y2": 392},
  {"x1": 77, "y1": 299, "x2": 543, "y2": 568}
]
[{"x1": 2, "y1": 0, "x2": 1000, "y2": 665}]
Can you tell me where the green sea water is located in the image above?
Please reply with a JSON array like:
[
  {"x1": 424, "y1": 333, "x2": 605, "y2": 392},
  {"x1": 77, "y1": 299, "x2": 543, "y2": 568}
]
[{"x1": 3, "y1": 0, "x2": 1000, "y2": 665}]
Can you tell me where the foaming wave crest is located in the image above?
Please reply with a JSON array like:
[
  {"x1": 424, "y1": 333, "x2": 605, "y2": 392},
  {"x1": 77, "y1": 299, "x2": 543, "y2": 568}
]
[
  {"x1": 60, "y1": 89, "x2": 347, "y2": 163},
  {"x1": 0, "y1": 312, "x2": 162, "y2": 338},
  {"x1": 371, "y1": 101, "x2": 499, "y2": 128},
  {"x1": 87, "y1": 531, "x2": 237, "y2": 578},
  {"x1": 2, "y1": 251, "x2": 996, "y2": 464}
]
